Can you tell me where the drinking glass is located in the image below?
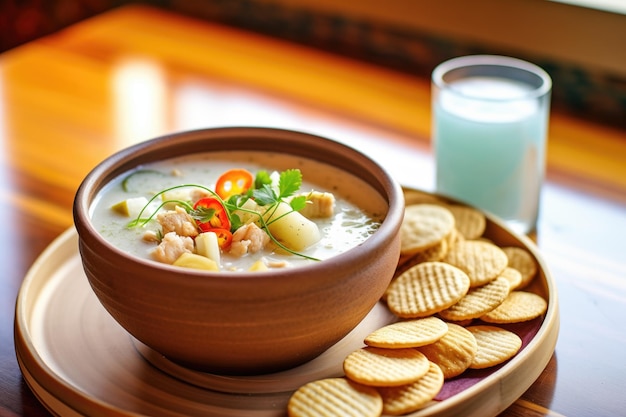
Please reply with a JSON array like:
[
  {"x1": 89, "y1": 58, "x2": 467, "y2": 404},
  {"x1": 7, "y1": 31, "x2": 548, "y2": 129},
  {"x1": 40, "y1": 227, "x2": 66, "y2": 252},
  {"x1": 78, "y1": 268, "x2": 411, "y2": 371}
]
[{"x1": 432, "y1": 55, "x2": 552, "y2": 235}]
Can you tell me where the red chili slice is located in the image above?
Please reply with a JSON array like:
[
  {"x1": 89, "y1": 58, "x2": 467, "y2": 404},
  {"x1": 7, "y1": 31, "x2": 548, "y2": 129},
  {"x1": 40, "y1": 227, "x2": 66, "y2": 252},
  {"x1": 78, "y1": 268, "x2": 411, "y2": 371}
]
[
  {"x1": 208, "y1": 228, "x2": 233, "y2": 249},
  {"x1": 215, "y1": 169, "x2": 254, "y2": 199},
  {"x1": 193, "y1": 197, "x2": 231, "y2": 232}
]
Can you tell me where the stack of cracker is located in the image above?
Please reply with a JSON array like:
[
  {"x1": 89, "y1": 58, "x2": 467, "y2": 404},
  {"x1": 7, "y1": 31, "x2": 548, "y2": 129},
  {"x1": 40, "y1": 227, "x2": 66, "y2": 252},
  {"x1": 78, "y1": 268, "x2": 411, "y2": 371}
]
[{"x1": 287, "y1": 190, "x2": 547, "y2": 417}]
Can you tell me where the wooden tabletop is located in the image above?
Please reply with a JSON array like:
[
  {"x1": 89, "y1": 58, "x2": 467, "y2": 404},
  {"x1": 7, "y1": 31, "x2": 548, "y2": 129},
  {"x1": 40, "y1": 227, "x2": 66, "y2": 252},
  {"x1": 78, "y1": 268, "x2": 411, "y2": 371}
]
[{"x1": 2, "y1": 5, "x2": 625, "y2": 416}]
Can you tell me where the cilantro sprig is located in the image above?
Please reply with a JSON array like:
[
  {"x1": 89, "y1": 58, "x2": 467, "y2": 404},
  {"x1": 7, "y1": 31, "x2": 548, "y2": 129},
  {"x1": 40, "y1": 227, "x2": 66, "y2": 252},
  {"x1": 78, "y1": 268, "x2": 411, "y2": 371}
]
[{"x1": 225, "y1": 169, "x2": 319, "y2": 260}]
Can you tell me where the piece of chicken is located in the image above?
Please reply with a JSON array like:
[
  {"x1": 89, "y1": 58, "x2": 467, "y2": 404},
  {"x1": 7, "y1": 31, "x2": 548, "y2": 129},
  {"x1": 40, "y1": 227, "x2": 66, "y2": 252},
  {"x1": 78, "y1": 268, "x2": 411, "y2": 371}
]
[
  {"x1": 297, "y1": 191, "x2": 335, "y2": 219},
  {"x1": 229, "y1": 223, "x2": 270, "y2": 257},
  {"x1": 151, "y1": 232, "x2": 194, "y2": 264},
  {"x1": 157, "y1": 206, "x2": 198, "y2": 237}
]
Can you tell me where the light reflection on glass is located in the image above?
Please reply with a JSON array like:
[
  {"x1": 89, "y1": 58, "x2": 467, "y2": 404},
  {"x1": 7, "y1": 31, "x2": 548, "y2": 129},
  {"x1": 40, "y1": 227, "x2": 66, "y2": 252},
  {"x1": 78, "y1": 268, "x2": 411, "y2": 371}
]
[{"x1": 112, "y1": 59, "x2": 168, "y2": 146}]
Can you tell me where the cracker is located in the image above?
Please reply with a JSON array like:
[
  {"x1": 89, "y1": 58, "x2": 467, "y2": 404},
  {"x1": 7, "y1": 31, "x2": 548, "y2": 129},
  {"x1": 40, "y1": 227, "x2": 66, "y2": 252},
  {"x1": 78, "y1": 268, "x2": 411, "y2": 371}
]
[
  {"x1": 287, "y1": 377, "x2": 382, "y2": 417},
  {"x1": 502, "y1": 246, "x2": 538, "y2": 288},
  {"x1": 481, "y1": 291, "x2": 547, "y2": 324},
  {"x1": 364, "y1": 317, "x2": 449, "y2": 349},
  {"x1": 444, "y1": 226, "x2": 464, "y2": 250},
  {"x1": 386, "y1": 262, "x2": 470, "y2": 318},
  {"x1": 499, "y1": 267, "x2": 523, "y2": 291},
  {"x1": 397, "y1": 238, "x2": 448, "y2": 272},
  {"x1": 343, "y1": 347, "x2": 430, "y2": 387},
  {"x1": 400, "y1": 204, "x2": 455, "y2": 255},
  {"x1": 468, "y1": 325, "x2": 522, "y2": 369},
  {"x1": 403, "y1": 189, "x2": 444, "y2": 206},
  {"x1": 443, "y1": 240, "x2": 508, "y2": 287},
  {"x1": 438, "y1": 275, "x2": 511, "y2": 321},
  {"x1": 417, "y1": 323, "x2": 477, "y2": 379},
  {"x1": 445, "y1": 204, "x2": 486, "y2": 240},
  {"x1": 378, "y1": 361, "x2": 444, "y2": 415}
]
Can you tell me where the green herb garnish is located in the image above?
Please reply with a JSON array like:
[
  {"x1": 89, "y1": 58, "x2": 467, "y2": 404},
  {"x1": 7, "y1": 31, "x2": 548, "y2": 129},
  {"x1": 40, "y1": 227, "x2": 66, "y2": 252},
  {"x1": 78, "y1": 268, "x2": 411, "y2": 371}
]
[{"x1": 127, "y1": 169, "x2": 320, "y2": 261}]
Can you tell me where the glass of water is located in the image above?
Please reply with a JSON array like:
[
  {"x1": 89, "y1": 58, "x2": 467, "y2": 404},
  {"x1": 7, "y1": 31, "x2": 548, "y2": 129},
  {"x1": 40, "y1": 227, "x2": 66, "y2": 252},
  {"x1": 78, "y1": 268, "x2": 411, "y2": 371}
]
[{"x1": 432, "y1": 55, "x2": 552, "y2": 235}]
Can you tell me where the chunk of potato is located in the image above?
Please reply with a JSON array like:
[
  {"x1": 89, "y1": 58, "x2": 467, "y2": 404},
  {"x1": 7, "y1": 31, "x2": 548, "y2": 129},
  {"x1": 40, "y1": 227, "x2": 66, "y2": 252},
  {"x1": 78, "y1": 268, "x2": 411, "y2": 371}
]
[
  {"x1": 195, "y1": 232, "x2": 221, "y2": 265},
  {"x1": 173, "y1": 252, "x2": 219, "y2": 271},
  {"x1": 264, "y1": 202, "x2": 321, "y2": 251},
  {"x1": 111, "y1": 197, "x2": 150, "y2": 218},
  {"x1": 160, "y1": 186, "x2": 207, "y2": 209},
  {"x1": 248, "y1": 260, "x2": 269, "y2": 272},
  {"x1": 161, "y1": 188, "x2": 191, "y2": 201},
  {"x1": 231, "y1": 198, "x2": 263, "y2": 225}
]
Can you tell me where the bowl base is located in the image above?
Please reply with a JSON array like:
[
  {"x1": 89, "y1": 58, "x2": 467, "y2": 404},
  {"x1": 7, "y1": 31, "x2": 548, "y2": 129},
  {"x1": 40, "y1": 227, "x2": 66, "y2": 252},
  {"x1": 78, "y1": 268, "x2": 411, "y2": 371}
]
[{"x1": 131, "y1": 302, "x2": 396, "y2": 395}]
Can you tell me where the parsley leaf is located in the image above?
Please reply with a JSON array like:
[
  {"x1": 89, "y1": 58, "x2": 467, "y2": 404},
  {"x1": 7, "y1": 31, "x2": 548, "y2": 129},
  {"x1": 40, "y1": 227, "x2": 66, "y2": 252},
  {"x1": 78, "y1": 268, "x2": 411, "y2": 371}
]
[
  {"x1": 252, "y1": 184, "x2": 277, "y2": 206},
  {"x1": 254, "y1": 170, "x2": 272, "y2": 189},
  {"x1": 278, "y1": 169, "x2": 302, "y2": 199},
  {"x1": 253, "y1": 169, "x2": 303, "y2": 206},
  {"x1": 189, "y1": 206, "x2": 217, "y2": 223},
  {"x1": 289, "y1": 195, "x2": 308, "y2": 211}
]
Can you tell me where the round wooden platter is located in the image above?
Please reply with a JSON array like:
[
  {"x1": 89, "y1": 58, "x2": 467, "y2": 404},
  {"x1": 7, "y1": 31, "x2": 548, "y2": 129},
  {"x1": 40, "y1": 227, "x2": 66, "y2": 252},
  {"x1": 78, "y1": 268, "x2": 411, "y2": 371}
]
[{"x1": 14, "y1": 193, "x2": 558, "y2": 417}]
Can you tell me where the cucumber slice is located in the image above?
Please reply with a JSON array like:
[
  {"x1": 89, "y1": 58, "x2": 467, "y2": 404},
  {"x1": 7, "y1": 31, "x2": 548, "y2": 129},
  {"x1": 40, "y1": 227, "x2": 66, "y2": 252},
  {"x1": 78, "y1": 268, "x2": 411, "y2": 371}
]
[{"x1": 121, "y1": 169, "x2": 166, "y2": 192}]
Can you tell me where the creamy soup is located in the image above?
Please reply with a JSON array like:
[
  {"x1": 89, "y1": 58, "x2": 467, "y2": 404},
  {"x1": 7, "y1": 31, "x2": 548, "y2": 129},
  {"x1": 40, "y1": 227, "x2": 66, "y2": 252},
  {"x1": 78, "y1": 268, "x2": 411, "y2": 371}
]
[{"x1": 90, "y1": 151, "x2": 387, "y2": 271}]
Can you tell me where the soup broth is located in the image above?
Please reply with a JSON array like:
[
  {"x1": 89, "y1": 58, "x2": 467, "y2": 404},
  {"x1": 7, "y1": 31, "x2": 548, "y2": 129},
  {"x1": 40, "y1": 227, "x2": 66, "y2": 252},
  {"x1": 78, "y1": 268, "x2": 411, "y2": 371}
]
[{"x1": 90, "y1": 151, "x2": 387, "y2": 271}]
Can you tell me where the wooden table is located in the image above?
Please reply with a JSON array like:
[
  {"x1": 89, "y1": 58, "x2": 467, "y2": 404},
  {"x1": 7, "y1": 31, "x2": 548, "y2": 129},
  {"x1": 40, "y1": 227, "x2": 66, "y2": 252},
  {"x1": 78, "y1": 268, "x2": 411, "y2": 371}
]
[{"x1": 1, "y1": 5, "x2": 625, "y2": 416}]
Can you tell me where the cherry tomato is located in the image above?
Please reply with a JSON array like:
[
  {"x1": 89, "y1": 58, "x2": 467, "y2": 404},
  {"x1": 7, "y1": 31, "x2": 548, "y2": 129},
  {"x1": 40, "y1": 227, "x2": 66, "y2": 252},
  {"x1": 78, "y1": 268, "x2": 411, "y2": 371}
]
[
  {"x1": 193, "y1": 197, "x2": 231, "y2": 231},
  {"x1": 215, "y1": 169, "x2": 254, "y2": 199},
  {"x1": 208, "y1": 228, "x2": 233, "y2": 249}
]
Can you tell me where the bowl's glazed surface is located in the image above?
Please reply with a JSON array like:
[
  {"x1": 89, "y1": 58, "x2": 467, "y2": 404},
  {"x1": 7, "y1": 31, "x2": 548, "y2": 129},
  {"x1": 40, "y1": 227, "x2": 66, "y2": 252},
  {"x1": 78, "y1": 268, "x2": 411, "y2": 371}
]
[{"x1": 73, "y1": 127, "x2": 404, "y2": 374}]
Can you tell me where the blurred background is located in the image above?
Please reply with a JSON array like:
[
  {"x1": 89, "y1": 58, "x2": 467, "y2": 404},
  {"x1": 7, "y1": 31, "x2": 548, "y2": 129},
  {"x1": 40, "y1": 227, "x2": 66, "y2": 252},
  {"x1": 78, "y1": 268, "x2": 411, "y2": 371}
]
[{"x1": 1, "y1": 0, "x2": 625, "y2": 130}]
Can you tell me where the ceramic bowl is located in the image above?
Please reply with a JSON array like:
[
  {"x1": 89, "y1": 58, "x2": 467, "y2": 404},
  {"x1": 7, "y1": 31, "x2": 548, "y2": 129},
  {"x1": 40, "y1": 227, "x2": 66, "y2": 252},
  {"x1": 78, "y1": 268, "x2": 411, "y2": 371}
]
[{"x1": 73, "y1": 127, "x2": 404, "y2": 375}]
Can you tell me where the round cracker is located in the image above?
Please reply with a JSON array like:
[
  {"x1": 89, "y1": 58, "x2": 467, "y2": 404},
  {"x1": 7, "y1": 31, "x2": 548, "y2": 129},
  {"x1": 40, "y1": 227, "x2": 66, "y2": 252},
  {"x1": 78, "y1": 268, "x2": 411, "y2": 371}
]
[
  {"x1": 445, "y1": 226, "x2": 464, "y2": 248},
  {"x1": 445, "y1": 204, "x2": 486, "y2": 240},
  {"x1": 364, "y1": 317, "x2": 449, "y2": 349},
  {"x1": 397, "y1": 238, "x2": 449, "y2": 272},
  {"x1": 400, "y1": 204, "x2": 455, "y2": 255},
  {"x1": 443, "y1": 240, "x2": 508, "y2": 287},
  {"x1": 438, "y1": 275, "x2": 511, "y2": 321},
  {"x1": 403, "y1": 190, "x2": 445, "y2": 206},
  {"x1": 499, "y1": 267, "x2": 523, "y2": 291},
  {"x1": 379, "y1": 361, "x2": 444, "y2": 415},
  {"x1": 417, "y1": 323, "x2": 477, "y2": 379},
  {"x1": 386, "y1": 262, "x2": 470, "y2": 318},
  {"x1": 481, "y1": 291, "x2": 547, "y2": 324},
  {"x1": 468, "y1": 325, "x2": 522, "y2": 369},
  {"x1": 288, "y1": 377, "x2": 382, "y2": 417},
  {"x1": 502, "y1": 246, "x2": 538, "y2": 288},
  {"x1": 343, "y1": 347, "x2": 430, "y2": 387}
]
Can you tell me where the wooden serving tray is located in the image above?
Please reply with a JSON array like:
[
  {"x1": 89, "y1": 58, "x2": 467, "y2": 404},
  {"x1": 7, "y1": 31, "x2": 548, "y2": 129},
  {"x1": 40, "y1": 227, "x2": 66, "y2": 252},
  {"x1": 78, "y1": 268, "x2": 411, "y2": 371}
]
[{"x1": 14, "y1": 192, "x2": 558, "y2": 416}]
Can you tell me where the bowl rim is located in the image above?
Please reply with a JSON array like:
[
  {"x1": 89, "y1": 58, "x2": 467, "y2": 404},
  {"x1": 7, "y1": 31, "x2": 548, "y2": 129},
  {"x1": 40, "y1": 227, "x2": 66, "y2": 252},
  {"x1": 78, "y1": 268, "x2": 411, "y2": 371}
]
[{"x1": 73, "y1": 126, "x2": 405, "y2": 282}]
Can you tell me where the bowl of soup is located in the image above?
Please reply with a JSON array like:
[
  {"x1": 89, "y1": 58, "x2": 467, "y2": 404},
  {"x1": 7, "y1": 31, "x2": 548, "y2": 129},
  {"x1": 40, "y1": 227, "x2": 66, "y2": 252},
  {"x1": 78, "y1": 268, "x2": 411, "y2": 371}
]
[{"x1": 73, "y1": 127, "x2": 404, "y2": 375}]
